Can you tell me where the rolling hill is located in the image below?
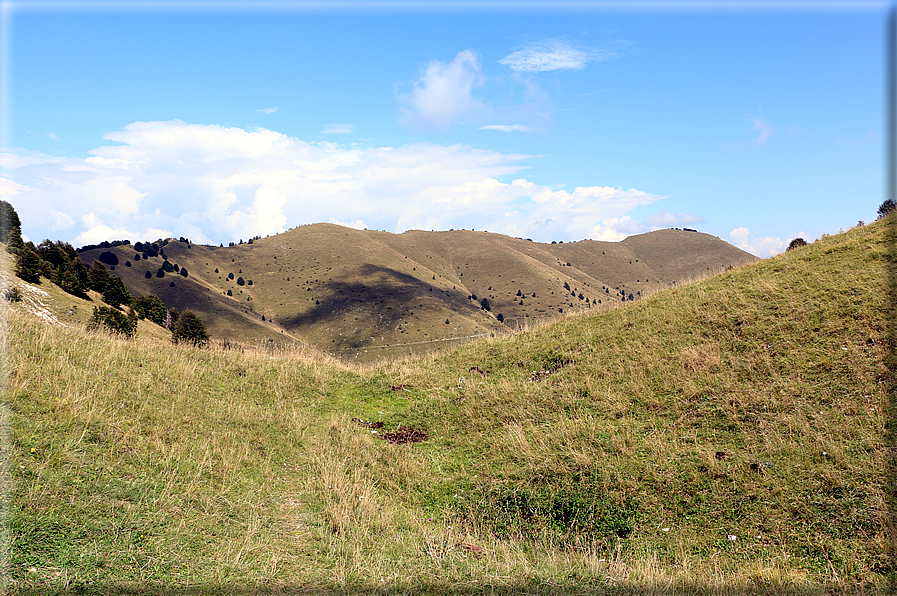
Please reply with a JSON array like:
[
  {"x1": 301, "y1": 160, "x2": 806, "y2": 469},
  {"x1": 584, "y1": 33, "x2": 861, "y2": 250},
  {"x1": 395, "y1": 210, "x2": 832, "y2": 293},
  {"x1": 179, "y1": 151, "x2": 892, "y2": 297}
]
[
  {"x1": 5, "y1": 218, "x2": 888, "y2": 593},
  {"x1": 78, "y1": 225, "x2": 757, "y2": 361}
]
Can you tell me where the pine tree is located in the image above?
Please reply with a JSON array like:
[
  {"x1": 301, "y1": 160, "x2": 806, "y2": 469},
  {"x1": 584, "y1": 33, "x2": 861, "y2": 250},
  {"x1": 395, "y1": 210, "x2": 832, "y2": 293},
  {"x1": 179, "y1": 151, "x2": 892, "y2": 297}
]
[
  {"x1": 102, "y1": 276, "x2": 132, "y2": 308},
  {"x1": 14, "y1": 246, "x2": 44, "y2": 283},
  {"x1": 0, "y1": 200, "x2": 24, "y2": 252},
  {"x1": 89, "y1": 260, "x2": 112, "y2": 293}
]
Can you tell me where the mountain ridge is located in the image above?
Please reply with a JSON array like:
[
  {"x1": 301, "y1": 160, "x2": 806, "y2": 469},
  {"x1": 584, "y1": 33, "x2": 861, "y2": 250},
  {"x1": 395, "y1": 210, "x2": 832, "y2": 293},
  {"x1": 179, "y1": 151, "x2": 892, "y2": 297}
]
[{"x1": 78, "y1": 224, "x2": 758, "y2": 360}]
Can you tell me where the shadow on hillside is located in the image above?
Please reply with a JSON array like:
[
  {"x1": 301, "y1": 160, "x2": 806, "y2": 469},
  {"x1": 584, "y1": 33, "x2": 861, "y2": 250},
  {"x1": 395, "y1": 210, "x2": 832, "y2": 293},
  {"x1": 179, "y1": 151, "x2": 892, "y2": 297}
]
[
  {"x1": 14, "y1": 582, "x2": 853, "y2": 595},
  {"x1": 280, "y1": 264, "x2": 481, "y2": 347}
]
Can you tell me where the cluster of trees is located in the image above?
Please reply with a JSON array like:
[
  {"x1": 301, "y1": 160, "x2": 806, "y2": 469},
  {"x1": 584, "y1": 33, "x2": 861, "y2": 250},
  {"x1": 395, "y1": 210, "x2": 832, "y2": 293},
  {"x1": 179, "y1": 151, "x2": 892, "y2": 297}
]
[
  {"x1": 3, "y1": 201, "x2": 208, "y2": 346},
  {"x1": 75, "y1": 238, "x2": 131, "y2": 253}
]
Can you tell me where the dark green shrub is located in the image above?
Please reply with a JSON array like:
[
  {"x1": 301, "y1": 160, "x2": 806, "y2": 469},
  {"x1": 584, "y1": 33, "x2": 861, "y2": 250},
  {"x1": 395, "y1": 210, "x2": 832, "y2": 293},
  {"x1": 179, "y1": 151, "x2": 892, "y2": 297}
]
[
  {"x1": 787, "y1": 237, "x2": 808, "y2": 251},
  {"x1": 134, "y1": 294, "x2": 167, "y2": 325},
  {"x1": 236, "y1": 277, "x2": 245, "y2": 286},
  {"x1": 180, "y1": 268, "x2": 188, "y2": 277},
  {"x1": 88, "y1": 306, "x2": 137, "y2": 338},
  {"x1": 171, "y1": 310, "x2": 209, "y2": 347},
  {"x1": 98, "y1": 251, "x2": 118, "y2": 266}
]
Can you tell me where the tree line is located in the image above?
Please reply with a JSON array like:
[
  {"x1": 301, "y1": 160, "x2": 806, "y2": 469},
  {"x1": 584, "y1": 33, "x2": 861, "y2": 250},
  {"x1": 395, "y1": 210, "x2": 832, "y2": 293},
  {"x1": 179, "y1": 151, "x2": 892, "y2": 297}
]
[{"x1": 2, "y1": 200, "x2": 208, "y2": 346}]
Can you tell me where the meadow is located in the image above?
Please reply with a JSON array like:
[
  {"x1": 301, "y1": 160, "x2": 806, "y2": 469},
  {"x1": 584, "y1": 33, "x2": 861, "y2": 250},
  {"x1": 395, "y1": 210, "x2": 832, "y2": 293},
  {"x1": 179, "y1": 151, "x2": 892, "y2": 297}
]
[{"x1": 3, "y1": 218, "x2": 892, "y2": 594}]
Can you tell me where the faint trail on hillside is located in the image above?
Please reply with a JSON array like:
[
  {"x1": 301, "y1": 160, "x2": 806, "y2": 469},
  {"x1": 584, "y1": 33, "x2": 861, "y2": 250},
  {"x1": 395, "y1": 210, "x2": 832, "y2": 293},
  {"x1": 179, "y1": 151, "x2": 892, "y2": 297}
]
[{"x1": 328, "y1": 333, "x2": 491, "y2": 352}]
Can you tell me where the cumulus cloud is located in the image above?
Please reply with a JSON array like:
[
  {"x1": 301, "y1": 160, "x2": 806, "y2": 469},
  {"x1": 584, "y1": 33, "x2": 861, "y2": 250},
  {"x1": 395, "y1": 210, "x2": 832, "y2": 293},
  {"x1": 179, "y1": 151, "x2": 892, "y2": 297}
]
[
  {"x1": 257, "y1": 106, "x2": 279, "y2": 114},
  {"x1": 322, "y1": 124, "x2": 354, "y2": 134},
  {"x1": 729, "y1": 227, "x2": 786, "y2": 257},
  {"x1": 1, "y1": 120, "x2": 674, "y2": 247},
  {"x1": 750, "y1": 117, "x2": 774, "y2": 144},
  {"x1": 479, "y1": 124, "x2": 533, "y2": 133},
  {"x1": 399, "y1": 50, "x2": 485, "y2": 130},
  {"x1": 499, "y1": 40, "x2": 608, "y2": 73}
]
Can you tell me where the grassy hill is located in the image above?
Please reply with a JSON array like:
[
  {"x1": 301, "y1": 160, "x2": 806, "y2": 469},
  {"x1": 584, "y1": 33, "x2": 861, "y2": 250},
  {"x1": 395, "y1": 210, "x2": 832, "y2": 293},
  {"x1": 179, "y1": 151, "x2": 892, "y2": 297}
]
[
  {"x1": 78, "y1": 225, "x2": 757, "y2": 362},
  {"x1": 4, "y1": 219, "x2": 890, "y2": 594}
]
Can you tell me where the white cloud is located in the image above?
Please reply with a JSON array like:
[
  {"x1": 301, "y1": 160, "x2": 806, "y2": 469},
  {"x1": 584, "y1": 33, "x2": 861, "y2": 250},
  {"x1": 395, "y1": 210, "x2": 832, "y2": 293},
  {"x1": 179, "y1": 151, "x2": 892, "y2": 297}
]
[
  {"x1": 642, "y1": 212, "x2": 705, "y2": 227},
  {"x1": 257, "y1": 106, "x2": 279, "y2": 114},
  {"x1": 479, "y1": 124, "x2": 533, "y2": 133},
  {"x1": 729, "y1": 227, "x2": 785, "y2": 257},
  {"x1": 322, "y1": 124, "x2": 354, "y2": 134},
  {"x1": 1, "y1": 120, "x2": 674, "y2": 247},
  {"x1": 750, "y1": 117, "x2": 774, "y2": 144},
  {"x1": 399, "y1": 50, "x2": 485, "y2": 130},
  {"x1": 500, "y1": 40, "x2": 608, "y2": 73},
  {"x1": 50, "y1": 210, "x2": 75, "y2": 230},
  {"x1": 329, "y1": 218, "x2": 367, "y2": 230}
]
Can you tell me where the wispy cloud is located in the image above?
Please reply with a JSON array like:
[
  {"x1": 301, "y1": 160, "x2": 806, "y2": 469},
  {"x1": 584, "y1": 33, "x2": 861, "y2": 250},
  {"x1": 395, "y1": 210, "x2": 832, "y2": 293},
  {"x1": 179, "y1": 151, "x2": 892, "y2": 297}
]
[
  {"x1": 750, "y1": 117, "x2": 774, "y2": 144},
  {"x1": 642, "y1": 212, "x2": 705, "y2": 227},
  {"x1": 257, "y1": 106, "x2": 279, "y2": 114},
  {"x1": 499, "y1": 40, "x2": 609, "y2": 73},
  {"x1": 479, "y1": 124, "x2": 533, "y2": 133},
  {"x1": 398, "y1": 50, "x2": 485, "y2": 130},
  {"x1": 1, "y1": 120, "x2": 673, "y2": 247},
  {"x1": 322, "y1": 124, "x2": 354, "y2": 134}
]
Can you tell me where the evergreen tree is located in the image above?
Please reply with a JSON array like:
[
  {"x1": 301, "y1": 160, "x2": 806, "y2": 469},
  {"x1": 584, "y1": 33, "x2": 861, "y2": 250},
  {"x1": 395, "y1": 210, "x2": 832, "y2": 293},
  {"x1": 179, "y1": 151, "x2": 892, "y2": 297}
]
[
  {"x1": 0, "y1": 200, "x2": 24, "y2": 251},
  {"x1": 102, "y1": 275, "x2": 132, "y2": 308},
  {"x1": 134, "y1": 295, "x2": 167, "y2": 326},
  {"x1": 171, "y1": 310, "x2": 209, "y2": 347},
  {"x1": 89, "y1": 260, "x2": 112, "y2": 293},
  {"x1": 14, "y1": 246, "x2": 44, "y2": 283}
]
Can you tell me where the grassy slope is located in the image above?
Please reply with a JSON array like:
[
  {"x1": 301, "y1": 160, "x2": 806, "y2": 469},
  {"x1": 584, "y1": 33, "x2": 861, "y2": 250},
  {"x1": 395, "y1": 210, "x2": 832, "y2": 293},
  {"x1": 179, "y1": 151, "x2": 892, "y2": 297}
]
[
  {"x1": 5, "y1": 220, "x2": 889, "y2": 594},
  {"x1": 79, "y1": 226, "x2": 756, "y2": 362}
]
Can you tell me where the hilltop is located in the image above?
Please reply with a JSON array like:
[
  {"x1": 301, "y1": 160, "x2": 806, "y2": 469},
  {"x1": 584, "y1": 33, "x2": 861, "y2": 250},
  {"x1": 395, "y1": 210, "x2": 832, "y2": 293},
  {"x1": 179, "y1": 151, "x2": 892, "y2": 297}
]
[
  {"x1": 77, "y1": 225, "x2": 757, "y2": 361},
  {"x1": 5, "y1": 218, "x2": 889, "y2": 593}
]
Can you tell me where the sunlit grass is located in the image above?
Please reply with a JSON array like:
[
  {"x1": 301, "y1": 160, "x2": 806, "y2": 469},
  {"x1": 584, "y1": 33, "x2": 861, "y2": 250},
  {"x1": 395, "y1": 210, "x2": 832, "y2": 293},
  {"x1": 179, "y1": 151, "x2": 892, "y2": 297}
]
[{"x1": 4, "y1": 218, "x2": 892, "y2": 594}]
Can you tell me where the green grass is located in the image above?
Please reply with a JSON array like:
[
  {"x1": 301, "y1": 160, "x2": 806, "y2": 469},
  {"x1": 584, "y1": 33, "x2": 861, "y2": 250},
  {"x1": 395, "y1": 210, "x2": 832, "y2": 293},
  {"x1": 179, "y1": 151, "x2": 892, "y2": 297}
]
[{"x1": 3, "y1": 219, "x2": 892, "y2": 594}]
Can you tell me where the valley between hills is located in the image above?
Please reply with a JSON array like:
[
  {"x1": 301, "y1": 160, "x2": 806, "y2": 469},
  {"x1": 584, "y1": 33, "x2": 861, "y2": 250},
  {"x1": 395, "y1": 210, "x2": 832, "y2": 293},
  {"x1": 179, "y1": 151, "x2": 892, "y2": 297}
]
[
  {"x1": 5, "y1": 218, "x2": 890, "y2": 592},
  {"x1": 78, "y1": 224, "x2": 757, "y2": 361}
]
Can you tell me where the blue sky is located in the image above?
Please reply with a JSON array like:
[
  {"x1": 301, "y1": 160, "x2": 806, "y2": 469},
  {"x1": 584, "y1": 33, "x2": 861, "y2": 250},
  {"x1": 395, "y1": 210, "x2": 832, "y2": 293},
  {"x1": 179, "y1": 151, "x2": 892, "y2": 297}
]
[{"x1": 0, "y1": 1, "x2": 890, "y2": 257}]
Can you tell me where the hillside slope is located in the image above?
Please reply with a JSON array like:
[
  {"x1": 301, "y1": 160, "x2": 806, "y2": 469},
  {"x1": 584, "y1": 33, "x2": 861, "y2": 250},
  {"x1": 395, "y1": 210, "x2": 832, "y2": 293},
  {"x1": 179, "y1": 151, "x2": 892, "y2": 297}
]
[
  {"x1": 6, "y1": 219, "x2": 889, "y2": 592},
  {"x1": 79, "y1": 225, "x2": 757, "y2": 361}
]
